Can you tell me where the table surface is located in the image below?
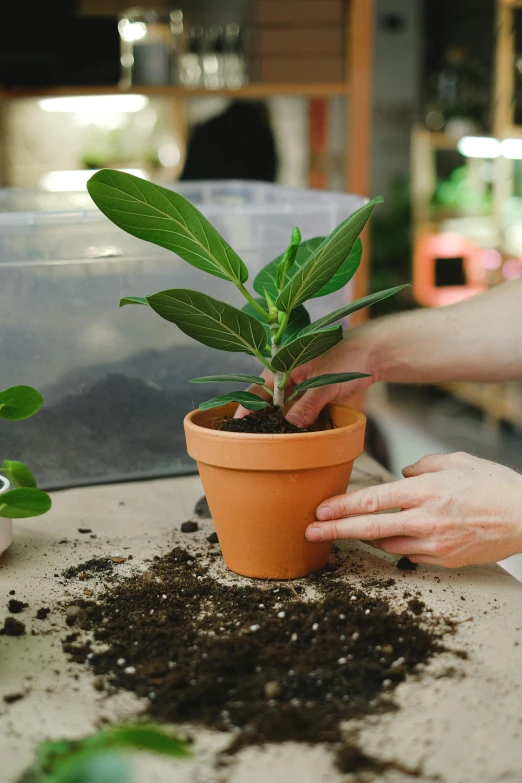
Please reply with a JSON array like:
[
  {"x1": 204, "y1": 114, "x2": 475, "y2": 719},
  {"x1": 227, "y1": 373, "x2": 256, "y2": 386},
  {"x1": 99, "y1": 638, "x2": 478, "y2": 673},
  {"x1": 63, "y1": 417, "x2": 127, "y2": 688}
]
[{"x1": 1, "y1": 454, "x2": 521, "y2": 783}]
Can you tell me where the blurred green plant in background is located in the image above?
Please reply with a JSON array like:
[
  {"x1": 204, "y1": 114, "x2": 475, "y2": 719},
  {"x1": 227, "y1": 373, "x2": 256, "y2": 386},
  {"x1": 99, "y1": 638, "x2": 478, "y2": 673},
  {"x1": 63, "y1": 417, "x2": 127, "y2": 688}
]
[{"x1": 370, "y1": 176, "x2": 414, "y2": 317}]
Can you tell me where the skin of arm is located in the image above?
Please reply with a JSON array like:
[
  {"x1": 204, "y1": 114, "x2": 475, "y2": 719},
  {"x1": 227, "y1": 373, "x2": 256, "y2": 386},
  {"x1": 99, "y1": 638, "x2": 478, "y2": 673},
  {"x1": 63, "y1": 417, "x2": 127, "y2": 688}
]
[{"x1": 236, "y1": 280, "x2": 522, "y2": 567}]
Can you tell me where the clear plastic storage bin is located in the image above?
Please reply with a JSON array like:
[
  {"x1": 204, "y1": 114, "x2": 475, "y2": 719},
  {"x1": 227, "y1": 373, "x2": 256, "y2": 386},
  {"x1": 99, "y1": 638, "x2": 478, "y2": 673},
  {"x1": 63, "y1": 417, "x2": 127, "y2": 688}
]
[{"x1": 0, "y1": 181, "x2": 366, "y2": 488}]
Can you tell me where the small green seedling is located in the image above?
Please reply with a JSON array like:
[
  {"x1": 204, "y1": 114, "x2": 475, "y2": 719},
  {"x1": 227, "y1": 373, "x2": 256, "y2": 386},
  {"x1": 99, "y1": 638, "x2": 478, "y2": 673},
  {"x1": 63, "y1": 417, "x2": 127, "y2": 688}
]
[
  {"x1": 87, "y1": 170, "x2": 407, "y2": 413},
  {"x1": 18, "y1": 723, "x2": 190, "y2": 783},
  {"x1": 0, "y1": 385, "x2": 51, "y2": 518}
]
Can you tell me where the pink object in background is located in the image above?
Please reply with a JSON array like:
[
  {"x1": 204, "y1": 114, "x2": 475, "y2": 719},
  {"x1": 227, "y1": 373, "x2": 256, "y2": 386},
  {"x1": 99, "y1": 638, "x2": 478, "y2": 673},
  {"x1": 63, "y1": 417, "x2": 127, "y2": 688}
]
[{"x1": 413, "y1": 233, "x2": 487, "y2": 308}]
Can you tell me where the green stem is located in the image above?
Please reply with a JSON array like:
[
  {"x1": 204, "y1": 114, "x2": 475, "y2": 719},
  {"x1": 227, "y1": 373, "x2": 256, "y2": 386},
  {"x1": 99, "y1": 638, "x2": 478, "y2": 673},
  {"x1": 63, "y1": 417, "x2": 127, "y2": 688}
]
[
  {"x1": 278, "y1": 371, "x2": 292, "y2": 391},
  {"x1": 236, "y1": 283, "x2": 271, "y2": 321},
  {"x1": 253, "y1": 350, "x2": 275, "y2": 373},
  {"x1": 285, "y1": 388, "x2": 299, "y2": 402},
  {"x1": 259, "y1": 383, "x2": 273, "y2": 397},
  {"x1": 273, "y1": 312, "x2": 290, "y2": 345}
]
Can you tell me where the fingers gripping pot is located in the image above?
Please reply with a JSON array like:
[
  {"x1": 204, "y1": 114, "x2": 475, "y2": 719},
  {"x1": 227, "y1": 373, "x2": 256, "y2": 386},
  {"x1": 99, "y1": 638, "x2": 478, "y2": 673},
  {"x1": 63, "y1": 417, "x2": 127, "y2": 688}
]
[{"x1": 184, "y1": 403, "x2": 366, "y2": 579}]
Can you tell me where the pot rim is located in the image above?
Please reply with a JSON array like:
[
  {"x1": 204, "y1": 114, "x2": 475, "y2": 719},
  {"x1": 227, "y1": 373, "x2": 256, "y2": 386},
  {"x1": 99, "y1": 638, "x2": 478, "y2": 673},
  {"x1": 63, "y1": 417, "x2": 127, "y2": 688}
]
[
  {"x1": 184, "y1": 404, "x2": 366, "y2": 442},
  {"x1": 0, "y1": 475, "x2": 10, "y2": 495}
]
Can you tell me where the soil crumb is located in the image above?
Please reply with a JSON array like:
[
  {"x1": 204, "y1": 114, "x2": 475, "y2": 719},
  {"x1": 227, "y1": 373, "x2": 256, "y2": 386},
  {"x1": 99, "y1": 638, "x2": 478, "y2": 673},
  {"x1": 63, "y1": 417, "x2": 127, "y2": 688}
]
[
  {"x1": 62, "y1": 558, "x2": 114, "y2": 580},
  {"x1": 194, "y1": 496, "x2": 211, "y2": 518},
  {"x1": 207, "y1": 532, "x2": 219, "y2": 545},
  {"x1": 1, "y1": 617, "x2": 26, "y2": 636},
  {"x1": 63, "y1": 547, "x2": 454, "y2": 753},
  {"x1": 35, "y1": 608, "x2": 50, "y2": 620},
  {"x1": 181, "y1": 521, "x2": 198, "y2": 533},
  {"x1": 8, "y1": 599, "x2": 28, "y2": 614},
  {"x1": 397, "y1": 557, "x2": 418, "y2": 571},
  {"x1": 219, "y1": 407, "x2": 307, "y2": 434}
]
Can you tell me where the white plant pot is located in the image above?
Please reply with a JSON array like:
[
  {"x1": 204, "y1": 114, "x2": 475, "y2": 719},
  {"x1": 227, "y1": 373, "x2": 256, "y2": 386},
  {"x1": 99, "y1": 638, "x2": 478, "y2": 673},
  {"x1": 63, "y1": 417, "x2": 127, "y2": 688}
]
[{"x1": 0, "y1": 475, "x2": 13, "y2": 557}]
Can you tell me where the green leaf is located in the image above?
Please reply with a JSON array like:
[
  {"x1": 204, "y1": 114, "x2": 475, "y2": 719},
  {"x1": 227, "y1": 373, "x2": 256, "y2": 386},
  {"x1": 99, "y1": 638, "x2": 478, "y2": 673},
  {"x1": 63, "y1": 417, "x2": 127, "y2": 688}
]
[
  {"x1": 300, "y1": 284, "x2": 409, "y2": 335},
  {"x1": 254, "y1": 237, "x2": 324, "y2": 301},
  {"x1": 53, "y1": 752, "x2": 130, "y2": 783},
  {"x1": 1, "y1": 460, "x2": 37, "y2": 489},
  {"x1": 87, "y1": 169, "x2": 248, "y2": 285},
  {"x1": 120, "y1": 296, "x2": 149, "y2": 307},
  {"x1": 292, "y1": 372, "x2": 371, "y2": 393},
  {"x1": 281, "y1": 305, "x2": 311, "y2": 344},
  {"x1": 190, "y1": 374, "x2": 266, "y2": 385},
  {"x1": 0, "y1": 487, "x2": 52, "y2": 519},
  {"x1": 276, "y1": 197, "x2": 383, "y2": 312},
  {"x1": 199, "y1": 392, "x2": 269, "y2": 411},
  {"x1": 310, "y1": 238, "x2": 362, "y2": 298},
  {"x1": 86, "y1": 725, "x2": 191, "y2": 758},
  {"x1": 242, "y1": 298, "x2": 310, "y2": 347},
  {"x1": 146, "y1": 289, "x2": 270, "y2": 357},
  {"x1": 271, "y1": 326, "x2": 343, "y2": 374},
  {"x1": 0, "y1": 386, "x2": 43, "y2": 421},
  {"x1": 276, "y1": 226, "x2": 301, "y2": 289}
]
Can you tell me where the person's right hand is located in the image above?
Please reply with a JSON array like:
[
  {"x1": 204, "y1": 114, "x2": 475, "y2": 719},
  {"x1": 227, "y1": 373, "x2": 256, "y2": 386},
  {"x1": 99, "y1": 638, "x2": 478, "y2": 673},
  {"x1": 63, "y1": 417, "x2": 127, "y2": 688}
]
[{"x1": 236, "y1": 326, "x2": 376, "y2": 428}]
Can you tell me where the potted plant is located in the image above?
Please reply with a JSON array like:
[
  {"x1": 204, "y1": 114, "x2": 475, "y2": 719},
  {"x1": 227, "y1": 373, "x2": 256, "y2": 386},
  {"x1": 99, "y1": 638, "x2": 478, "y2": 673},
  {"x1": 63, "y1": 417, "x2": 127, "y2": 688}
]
[
  {"x1": 0, "y1": 385, "x2": 52, "y2": 556},
  {"x1": 87, "y1": 170, "x2": 405, "y2": 579}
]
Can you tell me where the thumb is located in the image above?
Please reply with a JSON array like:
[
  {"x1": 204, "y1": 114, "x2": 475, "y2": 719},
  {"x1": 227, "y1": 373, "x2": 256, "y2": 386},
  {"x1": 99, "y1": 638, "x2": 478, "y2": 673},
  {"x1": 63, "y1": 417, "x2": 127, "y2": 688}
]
[{"x1": 286, "y1": 388, "x2": 334, "y2": 429}]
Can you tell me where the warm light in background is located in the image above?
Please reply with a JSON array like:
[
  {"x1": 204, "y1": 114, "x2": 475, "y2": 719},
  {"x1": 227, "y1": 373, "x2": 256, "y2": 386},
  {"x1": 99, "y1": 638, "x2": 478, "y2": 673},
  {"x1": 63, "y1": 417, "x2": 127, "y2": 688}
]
[
  {"x1": 38, "y1": 95, "x2": 149, "y2": 113},
  {"x1": 502, "y1": 258, "x2": 522, "y2": 279},
  {"x1": 457, "y1": 136, "x2": 522, "y2": 160},
  {"x1": 40, "y1": 168, "x2": 149, "y2": 192},
  {"x1": 457, "y1": 136, "x2": 501, "y2": 158},
  {"x1": 118, "y1": 19, "x2": 148, "y2": 42},
  {"x1": 500, "y1": 139, "x2": 522, "y2": 159}
]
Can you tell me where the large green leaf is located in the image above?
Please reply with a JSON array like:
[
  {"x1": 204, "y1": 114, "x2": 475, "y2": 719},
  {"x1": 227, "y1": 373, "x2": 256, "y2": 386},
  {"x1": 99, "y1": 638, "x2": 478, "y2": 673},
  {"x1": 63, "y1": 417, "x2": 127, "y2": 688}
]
[
  {"x1": 87, "y1": 169, "x2": 248, "y2": 285},
  {"x1": 275, "y1": 197, "x2": 383, "y2": 312},
  {"x1": 0, "y1": 487, "x2": 52, "y2": 519},
  {"x1": 1, "y1": 460, "x2": 37, "y2": 489},
  {"x1": 290, "y1": 372, "x2": 371, "y2": 396},
  {"x1": 0, "y1": 386, "x2": 43, "y2": 421},
  {"x1": 253, "y1": 238, "x2": 323, "y2": 301},
  {"x1": 190, "y1": 374, "x2": 266, "y2": 385},
  {"x1": 146, "y1": 289, "x2": 270, "y2": 356},
  {"x1": 300, "y1": 284, "x2": 409, "y2": 335},
  {"x1": 199, "y1": 392, "x2": 269, "y2": 411},
  {"x1": 271, "y1": 326, "x2": 343, "y2": 374},
  {"x1": 310, "y1": 238, "x2": 362, "y2": 298}
]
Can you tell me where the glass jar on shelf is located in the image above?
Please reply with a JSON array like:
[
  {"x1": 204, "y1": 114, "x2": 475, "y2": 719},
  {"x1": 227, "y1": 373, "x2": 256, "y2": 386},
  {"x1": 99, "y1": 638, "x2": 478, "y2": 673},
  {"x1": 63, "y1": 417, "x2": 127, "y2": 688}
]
[{"x1": 119, "y1": 7, "x2": 171, "y2": 87}]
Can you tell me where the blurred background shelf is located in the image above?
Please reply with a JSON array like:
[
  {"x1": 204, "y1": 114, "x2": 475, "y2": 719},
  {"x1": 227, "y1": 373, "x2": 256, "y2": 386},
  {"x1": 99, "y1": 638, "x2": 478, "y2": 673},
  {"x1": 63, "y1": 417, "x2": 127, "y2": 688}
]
[{"x1": 0, "y1": 83, "x2": 350, "y2": 99}]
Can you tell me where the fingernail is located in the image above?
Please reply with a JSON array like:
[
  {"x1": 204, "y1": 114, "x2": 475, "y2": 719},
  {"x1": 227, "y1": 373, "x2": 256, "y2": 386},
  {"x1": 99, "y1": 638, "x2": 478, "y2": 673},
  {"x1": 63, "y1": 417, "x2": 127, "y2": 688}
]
[
  {"x1": 286, "y1": 413, "x2": 305, "y2": 428},
  {"x1": 306, "y1": 525, "x2": 324, "y2": 542},
  {"x1": 316, "y1": 506, "x2": 333, "y2": 520}
]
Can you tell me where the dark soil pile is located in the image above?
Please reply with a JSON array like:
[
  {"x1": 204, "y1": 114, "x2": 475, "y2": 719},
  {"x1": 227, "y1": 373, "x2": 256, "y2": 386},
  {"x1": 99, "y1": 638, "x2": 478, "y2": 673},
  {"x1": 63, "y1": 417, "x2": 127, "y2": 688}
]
[
  {"x1": 62, "y1": 558, "x2": 114, "y2": 580},
  {"x1": 63, "y1": 547, "x2": 453, "y2": 754},
  {"x1": 219, "y1": 407, "x2": 306, "y2": 434}
]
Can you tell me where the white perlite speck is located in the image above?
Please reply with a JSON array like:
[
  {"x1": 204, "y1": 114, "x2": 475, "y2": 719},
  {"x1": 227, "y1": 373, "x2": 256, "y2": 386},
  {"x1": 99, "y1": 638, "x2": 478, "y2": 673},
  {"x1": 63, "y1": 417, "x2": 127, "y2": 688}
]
[
  {"x1": 365, "y1": 609, "x2": 371, "y2": 615},
  {"x1": 124, "y1": 667, "x2": 136, "y2": 675},
  {"x1": 250, "y1": 625, "x2": 260, "y2": 632},
  {"x1": 337, "y1": 657, "x2": 347, "y2": 665},
  {"x1": 117, "y1": 658, "x2": 125, "y2": 666},
  {"x1": 312, "y1": 623, "x2": 319, "y2": 631},
  {"x1": 277, "y1": 611, "x2": 285, "y2": 619}
]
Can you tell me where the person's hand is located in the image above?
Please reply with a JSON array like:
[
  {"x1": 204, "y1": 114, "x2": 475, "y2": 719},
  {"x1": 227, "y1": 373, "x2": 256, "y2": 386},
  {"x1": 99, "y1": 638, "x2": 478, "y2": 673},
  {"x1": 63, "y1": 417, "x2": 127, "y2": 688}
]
[
  {"x1": 305, "y1": 452, "x2": 522, "y2": 568},
  {"x1": 235, "y1": 327, "x2": 376, "y2": 428}
]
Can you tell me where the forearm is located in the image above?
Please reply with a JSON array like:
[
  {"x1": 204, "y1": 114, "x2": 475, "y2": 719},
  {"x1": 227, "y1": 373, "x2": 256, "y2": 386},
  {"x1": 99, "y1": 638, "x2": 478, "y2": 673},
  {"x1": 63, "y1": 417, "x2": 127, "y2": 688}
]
[{"x1": 363, "y1": 280, "x2": 522, "y2": 385}]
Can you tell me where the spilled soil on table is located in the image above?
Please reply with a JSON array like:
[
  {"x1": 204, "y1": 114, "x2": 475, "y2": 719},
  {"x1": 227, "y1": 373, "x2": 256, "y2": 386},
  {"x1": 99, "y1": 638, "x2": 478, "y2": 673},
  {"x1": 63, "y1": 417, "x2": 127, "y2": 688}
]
[{"x1": 62, "y1": 544, "x2": 456, "y2": 765}]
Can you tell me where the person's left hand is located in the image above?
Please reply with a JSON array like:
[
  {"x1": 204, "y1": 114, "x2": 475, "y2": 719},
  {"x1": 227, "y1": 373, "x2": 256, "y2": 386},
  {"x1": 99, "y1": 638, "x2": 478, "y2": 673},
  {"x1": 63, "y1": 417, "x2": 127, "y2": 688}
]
[{"x1": 305, "y1": 452, "x2": 522, "y2": 567}]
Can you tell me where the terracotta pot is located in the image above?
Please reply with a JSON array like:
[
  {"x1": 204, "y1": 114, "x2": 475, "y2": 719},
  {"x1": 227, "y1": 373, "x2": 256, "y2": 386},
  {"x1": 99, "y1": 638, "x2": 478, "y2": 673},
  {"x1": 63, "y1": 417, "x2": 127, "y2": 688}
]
[
  {"x1": 0, "y1": 475, "x2": 13, "y2": 558},
  {"x1": 184, "y1": 403, "x2": 366, "y2": 579}
]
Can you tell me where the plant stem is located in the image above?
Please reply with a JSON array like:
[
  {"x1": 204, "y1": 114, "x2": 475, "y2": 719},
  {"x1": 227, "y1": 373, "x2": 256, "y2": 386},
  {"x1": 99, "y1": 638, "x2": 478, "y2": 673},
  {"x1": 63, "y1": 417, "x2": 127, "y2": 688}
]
[
  {"x1": 236, "y1": 283, "x2": 271, "y2": 321},
  {"x1": 273, "y1": 312, "x2": 290, "y2": 345},
  {"x1": 272, "y1": 338, "x2": 285, "y2": 411},
  {"x1": 253, "y1": 350, "x2": 275, "y2": 373}
]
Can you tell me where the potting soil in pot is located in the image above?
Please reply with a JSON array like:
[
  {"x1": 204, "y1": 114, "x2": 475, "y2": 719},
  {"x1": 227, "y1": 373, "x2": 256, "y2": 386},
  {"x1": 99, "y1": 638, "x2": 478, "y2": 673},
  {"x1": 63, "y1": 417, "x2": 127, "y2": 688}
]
[{"x1": 62, "y1": 543, "x2": 459, "y2": 760}]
